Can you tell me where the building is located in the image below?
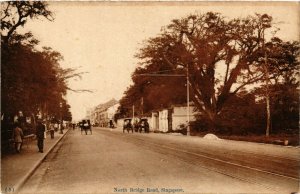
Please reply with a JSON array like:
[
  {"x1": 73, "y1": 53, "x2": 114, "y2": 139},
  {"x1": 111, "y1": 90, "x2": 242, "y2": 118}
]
[
  {"x1": 115, "y1": 102, "x2": 198, "y2": 133},
  {"x1": 91, "y1": 99, "x2": 119, "y2": 127},
  {"x1": 150, "y1": 103, "x2": 197, "y2": 132},
  {"x1": 170, "y1": 104, "x2": 197, "y2": 131},
  {"x1": 158, "y1": 109, "x2": 168, "y2": 132},
  {"x1": 85, "y1": 108, "x2": 93, "y2": 121}
]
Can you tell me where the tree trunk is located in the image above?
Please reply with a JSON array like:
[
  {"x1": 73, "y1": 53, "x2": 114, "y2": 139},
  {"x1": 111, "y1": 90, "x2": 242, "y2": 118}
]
[
  {"x1": 206, "y1": 110, "x2": 217, "y2": 132},
  {"x1": 266, "y1": 95, "x2": 271, "y2": 137}
]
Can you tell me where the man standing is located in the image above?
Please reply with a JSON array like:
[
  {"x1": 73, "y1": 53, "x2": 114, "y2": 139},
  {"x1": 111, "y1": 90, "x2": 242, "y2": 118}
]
[
  {"x1": 12, "y1": 123, "x2": 24, "y2": 153},
  {"x1": 36, "y1": 120, "x2": 45, "y2": 153},
  {"x1": 49, "y1": 123, "x2": 55, "y2": 139}
]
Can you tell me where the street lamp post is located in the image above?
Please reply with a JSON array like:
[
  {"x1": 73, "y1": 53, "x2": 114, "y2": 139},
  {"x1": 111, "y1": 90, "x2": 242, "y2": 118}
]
[
  {"x1": 141, "y1": 97, "x2": 144, "y2": 117},
  {"x1": 132, "y1": 105, "x2": 135, "y2": 123},
  {"x1": 186, "y1": 63, "x2": 190, "y2": 136},
  {"x1": 59, "y1": 102, "x2": 63, "y2": 134}
]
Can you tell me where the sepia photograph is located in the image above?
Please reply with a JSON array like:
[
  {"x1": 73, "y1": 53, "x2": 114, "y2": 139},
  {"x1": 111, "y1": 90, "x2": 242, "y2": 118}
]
[{"x1": 1, "y1": 1, "x2": 299, "y2": 194}]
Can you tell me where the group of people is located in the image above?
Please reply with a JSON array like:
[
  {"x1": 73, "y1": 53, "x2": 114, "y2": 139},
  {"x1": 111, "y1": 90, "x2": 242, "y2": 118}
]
[{"x1": 11, "y1": 120, "x2": 60, "y2": 154}]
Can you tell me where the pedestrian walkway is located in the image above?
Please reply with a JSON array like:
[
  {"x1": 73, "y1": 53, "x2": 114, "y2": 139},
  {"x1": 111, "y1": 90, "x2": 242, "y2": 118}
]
[{"x1": 1, "y1": 130, "x2": 69, "y2": 193}]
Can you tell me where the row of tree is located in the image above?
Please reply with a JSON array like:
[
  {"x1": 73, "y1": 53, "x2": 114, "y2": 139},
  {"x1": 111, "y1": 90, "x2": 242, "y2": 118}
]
[
  {"x1": 1, "y1": 2, "x2": 73, "y2": 137},
  {"x1": 117, "y1": 12, "x2": 299, "y2": 136}
]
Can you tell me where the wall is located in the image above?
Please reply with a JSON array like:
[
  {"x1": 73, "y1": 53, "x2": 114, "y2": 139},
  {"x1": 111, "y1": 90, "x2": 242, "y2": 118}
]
[
  {"x1": 116, "y1": 118, "x2": 125, "y2": 128},
  {"x1": 151, "y1": 112, "x2": 158, "y2": 131},
  {"x1": 172, "y1": 106, "x2": 196, "y2": 130},
  {"x1": 107, "y1": 103, "x2": 120, "y2": 121},
  {"x1": 158, "y1": 109, "x2": 168, "y2": 132}
]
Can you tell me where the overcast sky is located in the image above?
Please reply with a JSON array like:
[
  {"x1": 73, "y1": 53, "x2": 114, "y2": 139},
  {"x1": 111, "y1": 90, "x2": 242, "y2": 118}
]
[{"x1": 20, "y1": 1, "x2": 299, "y2": 121}]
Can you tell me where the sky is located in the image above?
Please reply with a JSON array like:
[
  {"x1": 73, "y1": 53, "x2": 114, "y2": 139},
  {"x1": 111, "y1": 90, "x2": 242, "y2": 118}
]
[{"x1": 19, "y1": 1, "x2": 299, "y2": 121}]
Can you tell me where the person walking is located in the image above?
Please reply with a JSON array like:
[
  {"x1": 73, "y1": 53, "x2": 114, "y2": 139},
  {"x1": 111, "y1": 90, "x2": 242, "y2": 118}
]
[
  {"x1": 36, "y1": 120, "x2": 45, "y2": 153},
  {"x1": 49, "y1": 123, "x2": 55, "y2": 139},
  {"x1": 12, "y1": 123, "x2": 24, "y2": 153},
  {"x1": 54, "y1": 123, "x2": 59, "y2": 132}
]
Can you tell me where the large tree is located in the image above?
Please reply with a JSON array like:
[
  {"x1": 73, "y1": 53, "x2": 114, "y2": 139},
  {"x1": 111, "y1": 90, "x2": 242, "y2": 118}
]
[
  {"x1": 0, "y1": 1, "x2": 82, "y2": 123},
  {"x1": 1, "y1": 1, "x2": 53, "y2": 46},
  {"x1": 1, "y1": 1, "x2": 89, "y2": 121},
  {"x1": 1, "y1": 33, "x2": 67, "y2": 119},
  {"x1": 136, "y1": 12, "x2": 299, "y2": 132}
]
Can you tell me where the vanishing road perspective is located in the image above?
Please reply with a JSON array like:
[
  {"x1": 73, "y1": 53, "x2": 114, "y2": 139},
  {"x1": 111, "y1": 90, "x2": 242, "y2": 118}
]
[
  {"x1": 19, "y1": 127, "x2": 299, "y2": 194},
  {"x1": 2, "y1": 2, "x2": 300, "y2": 194}
]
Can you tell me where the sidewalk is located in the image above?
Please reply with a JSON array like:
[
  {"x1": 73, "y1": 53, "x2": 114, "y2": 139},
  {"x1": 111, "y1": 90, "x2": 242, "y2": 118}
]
[{"x1": 1, "y1": 129, "x2": 69, "y2": 193}]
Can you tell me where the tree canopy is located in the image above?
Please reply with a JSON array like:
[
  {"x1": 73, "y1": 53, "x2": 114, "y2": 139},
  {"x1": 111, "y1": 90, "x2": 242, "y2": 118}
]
[
  {"x1": 1, "y1": 1, "x2": 53, "y2": 45},
  {"x1": 1, "y1": 1, "x2": 73, "y2": 123},
  {"x1": 119, "y1": 12, "x2": 299, "y2": 133}
]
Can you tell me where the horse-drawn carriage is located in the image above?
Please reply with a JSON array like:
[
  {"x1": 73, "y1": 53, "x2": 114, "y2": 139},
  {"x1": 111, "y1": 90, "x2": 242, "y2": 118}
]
[
  {"x1": 123, "y1": 118, "x2": 133, "y2": 133},
  {"x1": 137, "y1": 118, "x2": 150, "y2": 133},
  {"x1": 80, "y1": 119, "x2": 92, "y2": 135},
  {"x1": 123, "y1": 118, "x2": 149, "y2": 133}
]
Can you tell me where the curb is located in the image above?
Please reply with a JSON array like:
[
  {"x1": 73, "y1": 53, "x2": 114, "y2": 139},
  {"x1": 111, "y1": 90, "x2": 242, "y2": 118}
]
[
  {"x1": 215, "y1": 136, "x2": 300, "y2": 149},
  {"x1": 105, "y1": 127, "x2": 300, "y2": 149},
  {"x1": 14, "y1": 129, "x2": 70, "y2": 192}
]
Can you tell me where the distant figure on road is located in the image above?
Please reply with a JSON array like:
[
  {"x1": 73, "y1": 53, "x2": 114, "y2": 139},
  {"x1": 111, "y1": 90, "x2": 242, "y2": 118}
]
[
  {"x1": 36, "y1": 120, "x2": 45, "y2": 153},
  {"x1": 59, "y1": 123, "x2": 64, "y2": 134},
  {"x1": 49, "y1": 123, "x2": 55, "y2": 139},
  {"x1": 144, "y1": 120, "x2": 150, "y2": 133},
  {"x1": 12, "y1": 123, "x2": 24, "y2": 153},
  {"x1": 109, "y1": 120, "x2": 114, "y2": 128},
  {"x1": 54, "y1": 123, "x2": 59, "y2": 132}
]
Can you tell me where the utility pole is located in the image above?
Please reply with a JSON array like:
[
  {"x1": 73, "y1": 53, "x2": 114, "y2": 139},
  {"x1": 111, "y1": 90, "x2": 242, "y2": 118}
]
[
  {"x1": 141, "y1": 97, "x2": 144, "y2": 117},
  {"x1": 132, "y1": 105, "x2": 135, "y2": 123},
  {"x1": 186, "y1": 63, "x2": 190, "y2": 136},
  {"x1": 59, "y1": 102, "x2": 63, "y2": 134},
  {"x1": 263, "y1": 29, "x2": 271, "y2": 137}
]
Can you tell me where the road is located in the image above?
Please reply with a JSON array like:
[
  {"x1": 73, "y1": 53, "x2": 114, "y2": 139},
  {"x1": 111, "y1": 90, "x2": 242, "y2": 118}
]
[{"x1": 19, "y1": 127, "x2": 299, "y2": 194}]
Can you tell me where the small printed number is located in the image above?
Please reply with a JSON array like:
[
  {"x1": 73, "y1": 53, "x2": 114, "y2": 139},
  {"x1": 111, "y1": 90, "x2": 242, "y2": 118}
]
[{"x1": 5, "y1": 187, "x2": 15, "y2": 192}]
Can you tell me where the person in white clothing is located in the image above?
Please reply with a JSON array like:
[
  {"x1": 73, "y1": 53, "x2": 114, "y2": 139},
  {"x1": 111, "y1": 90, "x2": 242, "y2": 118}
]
[{"x1": 12, "y1": 123, "x2": 24, "y2": 153}]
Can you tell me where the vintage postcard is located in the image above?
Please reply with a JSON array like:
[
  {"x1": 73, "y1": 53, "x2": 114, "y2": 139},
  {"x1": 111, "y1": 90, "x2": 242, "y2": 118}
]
[{"x1": 1, "y1": 1, "x2": 299, "y2": 194}]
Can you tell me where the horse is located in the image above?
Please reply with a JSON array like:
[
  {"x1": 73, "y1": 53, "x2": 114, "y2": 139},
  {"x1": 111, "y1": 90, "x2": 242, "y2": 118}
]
[{"x1": 80, "y1": 120, "x2": 92, "y2": 135}]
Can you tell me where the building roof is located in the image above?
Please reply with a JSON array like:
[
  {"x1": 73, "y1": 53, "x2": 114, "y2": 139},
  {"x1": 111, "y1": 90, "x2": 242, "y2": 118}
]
[
  {"x1": 149, "y1": 101, "x2": 195, "y2": 113},
  {"x1": 95, "y1": 98, "x2": 118, "y2": 112}
]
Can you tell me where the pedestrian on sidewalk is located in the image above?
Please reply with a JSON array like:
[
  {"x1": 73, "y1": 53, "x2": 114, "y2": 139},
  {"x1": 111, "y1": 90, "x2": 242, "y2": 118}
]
[
  {"x1": 49, "y1": 123, "x2": 55, "y2": 139},
  {"x1": 12, "y1": 123, "x2": 24, "y2": 153},
  {"x1": 59, "y1": 123, "x2": 64, "y2": 134},
  {"x1": 36, "y1": 120, "x2": 45, "y2": 153},
  {"x1": 54, "y1": 123, "x2": 59, "y2": 132}
]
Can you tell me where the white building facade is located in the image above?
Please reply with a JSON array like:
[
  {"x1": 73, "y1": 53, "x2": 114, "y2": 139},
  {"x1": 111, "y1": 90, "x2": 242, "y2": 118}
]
[
  {"x1": 89, "y1": 99, "x2": 119, "y2": 127},
  {"x1": 150, "y1": 103, "x2": 197, "y2": 132}
]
